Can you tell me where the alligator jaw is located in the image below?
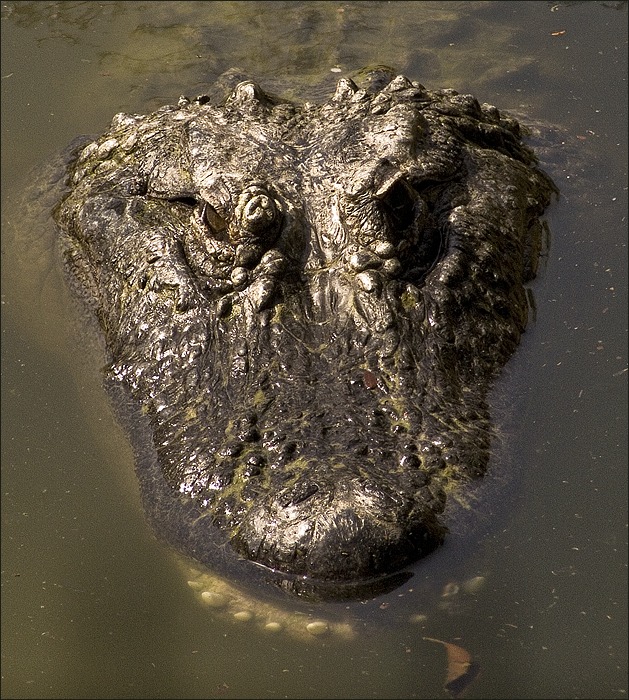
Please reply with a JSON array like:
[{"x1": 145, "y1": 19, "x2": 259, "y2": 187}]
[{"x1": 146, "y1": 290, "x2": 461, "y2": 586}]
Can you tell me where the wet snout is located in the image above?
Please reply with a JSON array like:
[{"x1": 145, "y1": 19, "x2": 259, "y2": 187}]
[{"x1": 231, "y1": 472, "x2": 446, "y2": 582}]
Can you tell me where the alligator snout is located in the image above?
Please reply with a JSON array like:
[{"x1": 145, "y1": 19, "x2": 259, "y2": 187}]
[{"x1": 232, "y1": 474, "x2": 446, "y2": 581}]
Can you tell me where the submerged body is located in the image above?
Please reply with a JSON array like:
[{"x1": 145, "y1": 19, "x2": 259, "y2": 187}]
[{"x1": 53, "y1": 68, "x2": 556, "y2": 599}]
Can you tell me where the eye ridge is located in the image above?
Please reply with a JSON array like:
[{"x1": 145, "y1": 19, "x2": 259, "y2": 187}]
[{"x1": 168, "y1": 195, "x2": 197, "y2": 208}]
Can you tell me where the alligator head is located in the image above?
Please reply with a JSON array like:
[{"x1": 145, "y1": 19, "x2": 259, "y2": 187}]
[{"x1": 53, "y1": 69, "x2": 556, "y2": 597}]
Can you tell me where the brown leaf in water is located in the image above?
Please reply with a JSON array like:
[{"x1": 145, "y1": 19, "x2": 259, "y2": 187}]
[{"x1": 423, "y1": 637, "x2": 480, "y2": 697}]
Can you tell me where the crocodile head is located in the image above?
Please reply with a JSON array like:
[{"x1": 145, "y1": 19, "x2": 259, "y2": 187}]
[{"x1": 53, "y1": 69, "x2": 556, "y2": 597}]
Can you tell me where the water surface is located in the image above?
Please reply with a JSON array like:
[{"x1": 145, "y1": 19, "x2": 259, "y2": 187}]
[{"x1": 2, "y1": 2, "x2": 627, "y2": 698}]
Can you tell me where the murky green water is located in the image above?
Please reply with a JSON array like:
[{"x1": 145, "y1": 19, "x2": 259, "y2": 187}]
[{"x1": 2, "y1": 2, "x2": 626, "y2": 698}]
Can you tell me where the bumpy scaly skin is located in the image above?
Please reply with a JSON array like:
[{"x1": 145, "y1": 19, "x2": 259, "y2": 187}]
[{"x1": 54, "y1": 70, "x2": 556, "y2": 591}]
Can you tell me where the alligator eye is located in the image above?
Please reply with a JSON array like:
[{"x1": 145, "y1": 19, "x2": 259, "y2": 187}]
[
  {"x1": 377, "y1": 178, "x2": 418, "y2": 232},
  {"x1": 201, "y1": 202, "x2": 228, "y2": 235},
  {"x1": 169, "y1": 195, "x2": 230, "y2": 240}
]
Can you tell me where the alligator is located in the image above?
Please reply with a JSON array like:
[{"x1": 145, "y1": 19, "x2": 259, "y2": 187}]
[{"x1": 52, "y1": 67, "x2": 557, "y2": 601}]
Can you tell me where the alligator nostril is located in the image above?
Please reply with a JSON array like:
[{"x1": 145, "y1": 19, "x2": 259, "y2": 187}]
[
  {"x1": 281, "y1": 481, "x2": 319, "y2": 507},
  {"x1": 348, "y1": 246, "x2": 398, "y2": 273}
]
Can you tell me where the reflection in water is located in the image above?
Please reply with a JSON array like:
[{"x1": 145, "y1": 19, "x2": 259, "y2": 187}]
[{"x1": 182, "y1": 554, "x2": 489, "y2": 643}]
